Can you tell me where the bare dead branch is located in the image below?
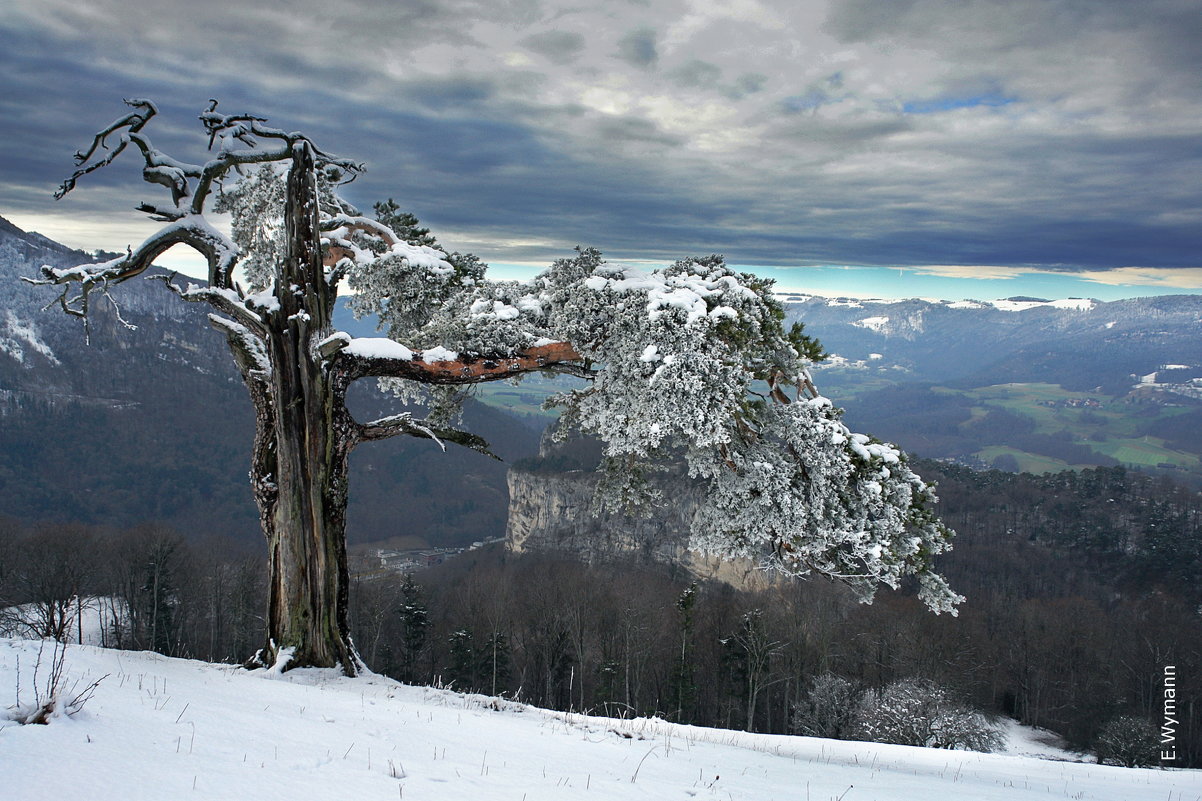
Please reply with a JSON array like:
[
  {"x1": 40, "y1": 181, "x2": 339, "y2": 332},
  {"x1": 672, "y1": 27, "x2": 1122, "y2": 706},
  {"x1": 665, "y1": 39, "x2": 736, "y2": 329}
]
[
  {"x1": 152, "y1": 274, "x2": 270, "y2": 338},
  {"x1": 356, "y1": 412, "x2": 500, "y2": 459},
  {"x1": 191, "y1": 100, "x2": 365, "y2": 216},
  {"x1": 23, "y1": 217, "x2": 242, "y2": 323},
  {"x1": 100, "y1": 285, "x2": 136, "y2": 331},
  {"x1": 136, "y1": 203, "x2": 185, "y2": 222},
  {"x1": 55, "y1": 100, "x2": 364, "y2": 289},
  {"x1": 56, "y1": 98, "x2": 159, "y2": 200}
]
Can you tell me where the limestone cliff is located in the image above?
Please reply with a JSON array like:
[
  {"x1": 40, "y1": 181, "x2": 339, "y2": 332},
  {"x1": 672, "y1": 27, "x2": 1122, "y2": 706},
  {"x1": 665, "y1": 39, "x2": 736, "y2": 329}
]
[{"x1": 504, "y1": 437, "x2": 776, "y2": 590}]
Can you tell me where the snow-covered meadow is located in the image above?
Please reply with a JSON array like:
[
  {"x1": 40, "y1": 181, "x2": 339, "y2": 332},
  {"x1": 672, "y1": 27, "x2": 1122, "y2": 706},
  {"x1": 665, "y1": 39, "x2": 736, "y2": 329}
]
[{"x1": 2, "y1": 639, "x2": 1197, "y2": 801}]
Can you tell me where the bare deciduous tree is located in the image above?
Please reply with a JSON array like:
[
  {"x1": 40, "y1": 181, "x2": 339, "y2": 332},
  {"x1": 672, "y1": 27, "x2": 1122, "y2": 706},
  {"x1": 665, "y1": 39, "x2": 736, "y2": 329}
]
[{"x1": 6, "y1": 525, "x2": 98, "y2": 642}]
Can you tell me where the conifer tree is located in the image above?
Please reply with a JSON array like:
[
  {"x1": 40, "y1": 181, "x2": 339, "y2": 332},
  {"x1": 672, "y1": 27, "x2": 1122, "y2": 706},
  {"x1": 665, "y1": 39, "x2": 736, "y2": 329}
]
[{"x1": 29, "y1": 100, "x2": 961, "y2": 673}]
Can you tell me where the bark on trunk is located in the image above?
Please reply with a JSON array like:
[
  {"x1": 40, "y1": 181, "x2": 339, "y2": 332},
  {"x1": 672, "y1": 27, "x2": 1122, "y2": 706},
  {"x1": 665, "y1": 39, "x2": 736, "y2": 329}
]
[
  {"x1": 244, "y1": 142, "x2": 361, "y2": 674},
  {"x1": 260, "y1": 331, "x2": 358, "y2": 673}
]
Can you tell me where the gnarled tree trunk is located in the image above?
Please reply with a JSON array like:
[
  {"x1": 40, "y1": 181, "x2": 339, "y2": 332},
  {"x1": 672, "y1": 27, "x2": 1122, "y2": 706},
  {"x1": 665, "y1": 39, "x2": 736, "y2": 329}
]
[
  {"x1": 31, "y1": 100, "x2": 590, "y2": 676},
  {"x1": 245, "y1": 143, "x2": 359, "y2": 673}
]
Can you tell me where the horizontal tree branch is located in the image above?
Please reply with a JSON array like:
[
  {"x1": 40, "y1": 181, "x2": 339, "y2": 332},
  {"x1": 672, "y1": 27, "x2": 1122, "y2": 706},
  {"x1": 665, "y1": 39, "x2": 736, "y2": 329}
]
[
  {"x1": 356, "y1": 412, "x2": 499, "y2": 459},
  {"x1": 23, "y1": 216, "x2": 243, "y2": 318},
  {"x1": 339, "y1": 341, "x2": 591, "y2": 385}
]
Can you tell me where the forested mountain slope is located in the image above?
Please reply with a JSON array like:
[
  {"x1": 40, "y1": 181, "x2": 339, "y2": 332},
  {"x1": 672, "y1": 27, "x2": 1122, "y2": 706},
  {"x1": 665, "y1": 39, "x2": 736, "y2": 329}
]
[
  {"x1": 0, "y1": 215, "x2": 538, "y2": 546},
  {"x1": 500, "y1": 437, "x2": 1200, "y2": 759}
]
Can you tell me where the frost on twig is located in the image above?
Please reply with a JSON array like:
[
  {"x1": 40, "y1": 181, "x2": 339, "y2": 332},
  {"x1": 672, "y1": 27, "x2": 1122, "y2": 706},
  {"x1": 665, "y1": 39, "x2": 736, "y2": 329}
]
[{"x1": 37, "y1": 98, "x2": 364, "y2": 314}]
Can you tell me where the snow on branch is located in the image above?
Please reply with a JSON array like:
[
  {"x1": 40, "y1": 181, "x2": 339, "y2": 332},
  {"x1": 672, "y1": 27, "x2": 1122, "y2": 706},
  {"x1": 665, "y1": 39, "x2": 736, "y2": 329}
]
[
  {"x1": 191, "y1": 100, "x2": 365, "y2": 219},
  {"x1": 356, "y1": 411, "x2": 498, "y2": 458},
  {"x1": 335, "y1": 338, "x2": 588, "y2": 384},
  {"x1": 53, "y1": 99, "x2": 363, "y2": 289},
  {"x1": 21, "y1": 214, "x2": 239, "y2": 327},
  {"x1": 23, "y1": 215, "x2": 241, "y2": 323},
  {"x1": 149, "y1": 273, "x2": 271, "y2": 339},
  {"x1": 320, "y1": 213, "x2": 454, "y2": 288}
]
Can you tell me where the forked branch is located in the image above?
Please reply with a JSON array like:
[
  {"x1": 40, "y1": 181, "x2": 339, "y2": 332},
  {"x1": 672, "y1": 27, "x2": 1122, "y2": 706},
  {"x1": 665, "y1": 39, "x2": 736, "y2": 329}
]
[
  {"x1": 357, "y1": 412, "x2": 499, "y2": 459},
  {"x1": 53, "y1": 99, "x2": 364, "y2": 289},
  {"x1": 57, "y1": 98, "x2": 160, "y2": 200},
  {"x1": 22, "y1": 216, "x2": 241, "y2": 317}
]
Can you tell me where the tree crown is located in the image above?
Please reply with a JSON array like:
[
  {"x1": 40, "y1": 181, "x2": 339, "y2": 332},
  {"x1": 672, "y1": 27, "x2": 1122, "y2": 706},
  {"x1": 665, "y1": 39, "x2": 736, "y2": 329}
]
[{"x1": 29, "y1": 100, "x2": 961, "y2": 614}]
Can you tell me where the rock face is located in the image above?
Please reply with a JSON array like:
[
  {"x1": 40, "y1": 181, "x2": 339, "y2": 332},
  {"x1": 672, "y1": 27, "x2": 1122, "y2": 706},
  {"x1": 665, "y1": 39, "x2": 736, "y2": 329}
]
[{"x1": 504, "y1": 439, "x2": 776, "y2": 589}]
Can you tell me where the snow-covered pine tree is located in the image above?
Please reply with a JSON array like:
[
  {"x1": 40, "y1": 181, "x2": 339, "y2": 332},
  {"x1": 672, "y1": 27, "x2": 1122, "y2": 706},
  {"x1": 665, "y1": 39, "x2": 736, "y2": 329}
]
[{"x1": 27, "y1": 100, "x2": 961, "y2": 674}]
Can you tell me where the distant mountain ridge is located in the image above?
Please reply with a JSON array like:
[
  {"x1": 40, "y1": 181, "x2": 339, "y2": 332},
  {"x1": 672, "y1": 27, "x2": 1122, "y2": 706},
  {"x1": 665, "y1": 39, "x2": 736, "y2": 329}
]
[
  {"x1": 783, "y1": 292, "x2": 1202, "y2": 384},
  {"x1": 782, "y1": 292, "x2": 1202, "y2": 481}
]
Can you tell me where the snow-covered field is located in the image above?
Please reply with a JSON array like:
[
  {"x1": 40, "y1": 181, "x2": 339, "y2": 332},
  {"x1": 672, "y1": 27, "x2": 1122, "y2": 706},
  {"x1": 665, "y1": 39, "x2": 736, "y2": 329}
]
[{"x1": 2, "y1": 638, "x2": 1197, "y2": 801}]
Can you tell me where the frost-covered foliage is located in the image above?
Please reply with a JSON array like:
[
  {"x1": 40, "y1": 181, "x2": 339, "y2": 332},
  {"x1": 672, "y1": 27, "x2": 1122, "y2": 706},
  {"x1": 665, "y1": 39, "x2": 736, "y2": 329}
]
[
  {"x1": 851, "y1": 678, "x2": 1003, "y2": 752},
  {"x1": 214, "y1": 164, "x2": 358, "y2": 292},
  {"x1": 452, "y1": 248, "x2": 960, "y2": 612},
  {"x1": 347, "y1": 199, "x2": 485, "y2": 343},
  {"x1": 1094, "y1": 715, "x2": 1161, "y2": 767},
  {"x1": 212, "y1": 166, "x2": 286, "y2": 292},
  {"x1": 791, "y1": 673, "x2": 862, "y2": 740},
  {"x1": 215, "y1": 173, "x2": 960, "y2": 613}
]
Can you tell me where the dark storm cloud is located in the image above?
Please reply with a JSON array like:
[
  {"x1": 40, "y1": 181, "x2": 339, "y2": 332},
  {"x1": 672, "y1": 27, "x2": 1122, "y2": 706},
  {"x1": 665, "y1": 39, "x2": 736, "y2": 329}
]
[
  {"x1": 615, "y1": 27, "x2": 658, "y2": 69},
  {"x1": 520, "y1": 30, "x2": 586, "y2": 65},
  {"x1": 2, "y1": 0, "x2": 1201, "y2": 283}
]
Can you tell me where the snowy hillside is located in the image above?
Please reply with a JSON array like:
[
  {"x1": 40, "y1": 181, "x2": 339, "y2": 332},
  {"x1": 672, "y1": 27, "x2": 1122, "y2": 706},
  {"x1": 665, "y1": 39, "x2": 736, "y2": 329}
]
[{"x1": 2, "y1": 639, "x2": 1195, "y2": 801}]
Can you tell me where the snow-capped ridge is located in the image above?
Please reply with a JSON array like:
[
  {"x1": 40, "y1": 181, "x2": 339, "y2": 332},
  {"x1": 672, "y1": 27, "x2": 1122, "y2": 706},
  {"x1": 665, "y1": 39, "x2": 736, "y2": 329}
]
[{"x1": 986, "y1": 297, "x2": 1097, "y2": 312}]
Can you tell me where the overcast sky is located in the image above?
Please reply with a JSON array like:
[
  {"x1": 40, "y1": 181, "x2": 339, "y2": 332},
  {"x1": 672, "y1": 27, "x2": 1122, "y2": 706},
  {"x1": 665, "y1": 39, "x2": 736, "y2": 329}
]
[{"x1": 3, "y1": 0, "x2": 1201, "y2": 298}]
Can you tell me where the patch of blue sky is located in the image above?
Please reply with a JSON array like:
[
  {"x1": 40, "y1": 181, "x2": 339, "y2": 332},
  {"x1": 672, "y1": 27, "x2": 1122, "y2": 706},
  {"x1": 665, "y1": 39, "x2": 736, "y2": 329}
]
[
  {"x1": 902, "y1": 92, "x2": 1016, "y2": 114},
  {"x1": 781, "y1": 90, "x2": 831, "y2": 113}
]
